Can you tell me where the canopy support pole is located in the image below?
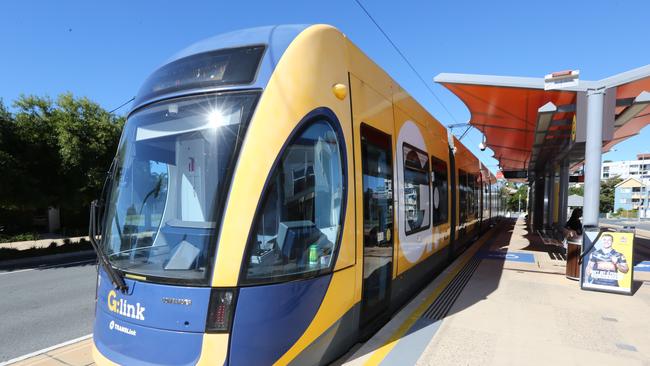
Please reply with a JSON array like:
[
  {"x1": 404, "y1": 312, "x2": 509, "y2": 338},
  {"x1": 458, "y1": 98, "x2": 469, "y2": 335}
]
[
  {"x1": 545, "y1": 170, "x2": 554, "y2": 228},
  {"x1": 583, "y1": 88, "x2": 605, "y2": 227},
  {"x1": 558, "y1": 160, "x2": 569, "y2": 227},
  {"x1": 533, "y1": 176, "x2": 545, "y2": 230}
]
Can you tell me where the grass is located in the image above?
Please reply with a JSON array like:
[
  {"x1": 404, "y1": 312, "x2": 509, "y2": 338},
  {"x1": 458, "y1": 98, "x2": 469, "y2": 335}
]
[{"x1": 0, "y1": 232, "x2": 41, "y2": 243}]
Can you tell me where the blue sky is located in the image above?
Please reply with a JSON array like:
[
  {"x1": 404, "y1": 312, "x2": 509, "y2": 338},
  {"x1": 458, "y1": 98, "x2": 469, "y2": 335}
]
[{"x1": 2, "y1": 0, "x2": 649, "y2": 170}]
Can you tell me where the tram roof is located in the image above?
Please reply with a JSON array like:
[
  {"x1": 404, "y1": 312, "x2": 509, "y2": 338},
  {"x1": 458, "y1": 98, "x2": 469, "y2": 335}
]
[
  {"x1": 435, "y1": 65, "x2": 650, "y2": 180},
  {"x1": 168, "y1": 24, "x2": 309, "y2": 64}
]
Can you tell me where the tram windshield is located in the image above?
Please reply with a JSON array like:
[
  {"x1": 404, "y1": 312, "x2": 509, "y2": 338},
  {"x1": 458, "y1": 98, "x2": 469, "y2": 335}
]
[{"x1": 100, "y1": 92, "x2": 258, "y2": 284}]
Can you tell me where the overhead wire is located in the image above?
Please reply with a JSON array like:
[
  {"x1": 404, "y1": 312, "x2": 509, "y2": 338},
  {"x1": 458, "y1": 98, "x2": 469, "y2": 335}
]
[
  {"x1": 352, "y1": 0, "x2": 459, "y2": 125},
  {"x1": 109, "y1": 96, "x2": 135, "y2": 114},
  {"x1": 458, "y1": 125, "x2": 472, "y2": 141}
]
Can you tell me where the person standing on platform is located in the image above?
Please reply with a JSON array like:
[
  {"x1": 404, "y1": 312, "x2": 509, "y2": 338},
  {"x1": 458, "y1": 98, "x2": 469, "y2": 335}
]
[{"x1": 565, "y1": 207, "x2": 583, "y2": 238}]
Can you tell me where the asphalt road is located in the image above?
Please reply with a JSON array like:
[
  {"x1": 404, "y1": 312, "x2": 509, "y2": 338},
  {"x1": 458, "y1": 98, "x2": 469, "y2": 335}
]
[
  {"x1": 0, "y1": 258, "x2": 97, "y2": 363},
  {"x1": 601, "y1": 218, "x2": 650, "y2": 233}
]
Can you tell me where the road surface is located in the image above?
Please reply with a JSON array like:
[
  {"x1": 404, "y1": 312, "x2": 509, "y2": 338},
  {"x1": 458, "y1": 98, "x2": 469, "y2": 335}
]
[
  {"x1": 0, "y1": 258, "x2": 97, "y2": 363},
  {"x1": 601, "y1": 218, "x2": 650, "y2": 233}
]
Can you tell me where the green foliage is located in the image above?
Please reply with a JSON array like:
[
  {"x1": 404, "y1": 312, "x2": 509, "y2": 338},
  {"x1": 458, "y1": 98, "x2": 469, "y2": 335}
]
[
  {"x1": 614, "y1": 208, "x2": 638, "y2": 218},
  {"x1": 0, "y1": 94, "x2": 124, "y2": 232},
  {"x1": 568, "y1": 185, "x2": 583, "y2": 196},
  {"x1": 0, "y1": 232, "x2": 40, "y2": 243},
  {"x1": 506, "y1": 183, "x2": 528, "y2": 212},
  {"x1": 600, "y1": 177, "x2": 623, "y2": 213}
]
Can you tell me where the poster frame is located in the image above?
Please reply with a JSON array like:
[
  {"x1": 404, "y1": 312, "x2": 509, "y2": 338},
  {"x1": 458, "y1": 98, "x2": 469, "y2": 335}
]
[{"x1": 580, "y1": 225, "x2": 635, "y2": 296}]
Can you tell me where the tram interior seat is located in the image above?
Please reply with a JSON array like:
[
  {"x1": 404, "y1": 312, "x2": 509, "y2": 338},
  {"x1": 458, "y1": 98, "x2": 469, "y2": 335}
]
[
  {"x1": 156, "y1": 220, "x2": 213, "y2": 270},
  {"x1": 251, "y1": 220, "x2": 333, "y2": 268},
  {"x1": 164, "y1": 239, "x2": 201, "y2": 270},
  {"x1": 277, "y1": 221, "x2": 322, "y2": 263}
]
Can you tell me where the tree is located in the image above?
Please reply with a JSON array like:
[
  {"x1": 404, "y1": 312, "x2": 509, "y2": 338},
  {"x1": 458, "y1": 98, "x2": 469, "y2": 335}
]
[
  {"x1": 569, "y1": 185, "x2": 584, "y2": 196},
  {"x1": 600, "y1": 177, "x2": 623, "y2": 213},
  {"x1": 506, "y1": 184, "x2": 528, "y2": 212},
  {"x1": 0, "y1": 99, "x2": 20, "y2": 207},
  {"x1": 52, "y1": 93, "x2": 125, "y2": 211},
  {"x1": 0, "y1": 93, "x2": 124, "y2": 232},
  {"x1": 10, "y1": 95, "x2": 63, "y2": 209}
]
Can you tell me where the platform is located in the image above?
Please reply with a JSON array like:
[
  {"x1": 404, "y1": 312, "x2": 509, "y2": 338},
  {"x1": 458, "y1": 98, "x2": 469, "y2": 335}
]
[
  {"x1": 340, "y1": 217, "x2": 650, "y2": 366},
  {"x1": 6, "y1": 217, "x2": 650, "y2": 366}
]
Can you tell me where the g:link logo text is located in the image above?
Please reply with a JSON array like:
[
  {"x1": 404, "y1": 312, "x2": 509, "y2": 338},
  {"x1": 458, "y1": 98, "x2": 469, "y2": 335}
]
[{"x1": 108, "y1": 290, "x2": 146, "y2": 321}]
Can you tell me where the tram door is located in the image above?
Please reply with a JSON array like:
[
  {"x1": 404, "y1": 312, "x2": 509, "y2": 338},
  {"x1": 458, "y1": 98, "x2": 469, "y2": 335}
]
[{"x1": 359, "y1": 124, "x2": 394, "y2": 328}]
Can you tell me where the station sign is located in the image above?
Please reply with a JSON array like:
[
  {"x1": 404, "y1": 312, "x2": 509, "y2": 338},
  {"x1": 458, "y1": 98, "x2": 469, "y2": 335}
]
[
  {"x1": 544, "y1": 70, "x2": 579, "y2": 90},
  {"x1": 580, "y1": 226, "x2": 634, "y2": 295},
  {"x1": 569, "y1": 175, "x2": 584, "y2": 183},
  {"x1": 502, "y1": 170, "x2": 527, "y2": 179}
]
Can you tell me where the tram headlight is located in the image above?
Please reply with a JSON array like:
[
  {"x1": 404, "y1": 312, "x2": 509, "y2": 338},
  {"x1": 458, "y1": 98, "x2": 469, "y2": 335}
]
[{"x1": 206, "y1": 288, "x2": 238, "y2": 333}]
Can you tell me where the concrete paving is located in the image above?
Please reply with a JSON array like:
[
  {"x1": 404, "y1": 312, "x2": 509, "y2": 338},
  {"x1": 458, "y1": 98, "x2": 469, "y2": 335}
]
[
  {"x1": 8, "y1": 338, "x2": 94, "y2": 366},
  {"x1": 0, "y1": 236, "x2": 89, "y2": 251},
  {"x1": 343, "y1": 217, "x2": 650, "y2": 366},
  {"x1": 601, "y1": 219, "x2": 650, "y2": 233}
]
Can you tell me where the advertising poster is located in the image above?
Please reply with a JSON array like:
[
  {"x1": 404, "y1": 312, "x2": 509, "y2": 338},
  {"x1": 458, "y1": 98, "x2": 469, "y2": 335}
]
[{"x1": 581, "y1": 229, "x2": 634, "y2": 295}]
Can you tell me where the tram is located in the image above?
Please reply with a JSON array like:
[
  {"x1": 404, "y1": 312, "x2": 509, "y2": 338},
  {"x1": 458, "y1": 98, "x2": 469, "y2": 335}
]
[{"x1": 89, "y1": 24, "x2": 504, "y2": 366}]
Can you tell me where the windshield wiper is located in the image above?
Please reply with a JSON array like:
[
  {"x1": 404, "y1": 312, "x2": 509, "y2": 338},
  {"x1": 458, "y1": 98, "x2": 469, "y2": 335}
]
[{"x1": 90, "y1": 200, "x2": 128, "y2": 293}]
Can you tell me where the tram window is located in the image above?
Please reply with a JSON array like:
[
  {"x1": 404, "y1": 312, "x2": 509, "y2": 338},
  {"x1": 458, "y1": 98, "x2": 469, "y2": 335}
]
[
  {"x1": 431, "y1": 156, "x2": 448, "y2": 225},
  {"x1": 362, "y1": 131, "x2": 393, "y2": 247},
  {"x1": 403, "y1": 144, "x2": 430, "y2": 235},
  {"x1": 100, "y1": 93, "x2": 259, "y2": 284},
  {"x1": 458, "y1": 170, "x2": 468, "y2": 223},
  {"x1": 242, "y1": 119, "x2": 345, "y2": 284},
  {"x1": 470, "y1": 174, "x2": 479, "y2": 217},
  {"x1": 473, "y1": 175, "x2": 480, "y2": 216},
  {"x1": 135, "y1": 46, "x2": 265, "y2": 106}
]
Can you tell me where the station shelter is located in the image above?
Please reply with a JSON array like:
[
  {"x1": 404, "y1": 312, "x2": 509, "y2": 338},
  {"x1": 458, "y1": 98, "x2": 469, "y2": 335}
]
[{"x1": 434, "y1": 66, "x2": 650, "y2": 231}]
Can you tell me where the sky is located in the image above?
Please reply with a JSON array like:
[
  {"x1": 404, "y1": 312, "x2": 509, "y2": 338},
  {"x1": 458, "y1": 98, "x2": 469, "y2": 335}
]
[{"x1": 2, "y1": 0, "x2": 649, "y2": 171}]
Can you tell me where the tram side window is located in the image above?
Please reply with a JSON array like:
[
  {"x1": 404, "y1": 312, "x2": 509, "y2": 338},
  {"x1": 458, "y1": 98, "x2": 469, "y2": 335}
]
[
  {"x1": 403, "y1": 144, "x2": 430, "y2": 235},
  {"x1": 431, "y1": 156, "x2": 448, "y2": 225},
  {"x1": 242, "y1": 120, "x2": 345, "y2": 284},
  {"x1": 475, "y1": 175, "x2": 479, "y2": 216},
  {"x1": 458, "y1": 170, "x2": 468, "y2": 223},
  {"x1": 469, "y1": 174, "x2": 479, "y2": 217}
]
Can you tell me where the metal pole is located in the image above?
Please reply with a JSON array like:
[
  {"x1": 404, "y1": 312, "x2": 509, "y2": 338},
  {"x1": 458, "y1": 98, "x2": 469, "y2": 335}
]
[
  {"x1": 639, "y1": 154, "x2": 647, "y2": 222},
  {"x1": 583, "y1": 88, "x2": 606, "y2": 227},
  {"x1": 543, "y1": 173, "x2": 548, "y2": 227},
  {"x1": 639, "y1": 154, "x2": 650, "y2": 221},
  {"x1": 546, "y1": 170, "x2": 555, "y2": 228},
  {"x1": 643, "y1": 184, "x2": 650, "y2": 219},
  {"x1": 559, "y1": 160, "x2": 569, "y2": 225}
]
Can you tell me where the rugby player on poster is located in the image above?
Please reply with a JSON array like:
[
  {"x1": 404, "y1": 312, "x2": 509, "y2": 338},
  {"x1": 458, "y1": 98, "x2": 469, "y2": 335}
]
[{"x1": 585, "y1": 234, "x2": 629, "y2": 287}]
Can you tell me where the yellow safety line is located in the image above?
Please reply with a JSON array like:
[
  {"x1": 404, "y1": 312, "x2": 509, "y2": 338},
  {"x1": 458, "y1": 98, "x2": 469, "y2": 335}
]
[{"x1": 363, "y1": 226, "x2": 498, "y2": 366}]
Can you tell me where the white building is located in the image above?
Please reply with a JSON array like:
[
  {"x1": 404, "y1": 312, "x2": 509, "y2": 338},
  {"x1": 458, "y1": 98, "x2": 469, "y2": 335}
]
[{"x1": 601, "y1": 153, "x2": 650, "y2": 185}]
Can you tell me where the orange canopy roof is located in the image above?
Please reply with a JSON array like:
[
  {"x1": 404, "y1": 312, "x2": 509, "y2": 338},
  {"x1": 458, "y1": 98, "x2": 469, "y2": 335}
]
[{"x1": 436, "y1": 66, "x2": 650, "y2": 177}]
